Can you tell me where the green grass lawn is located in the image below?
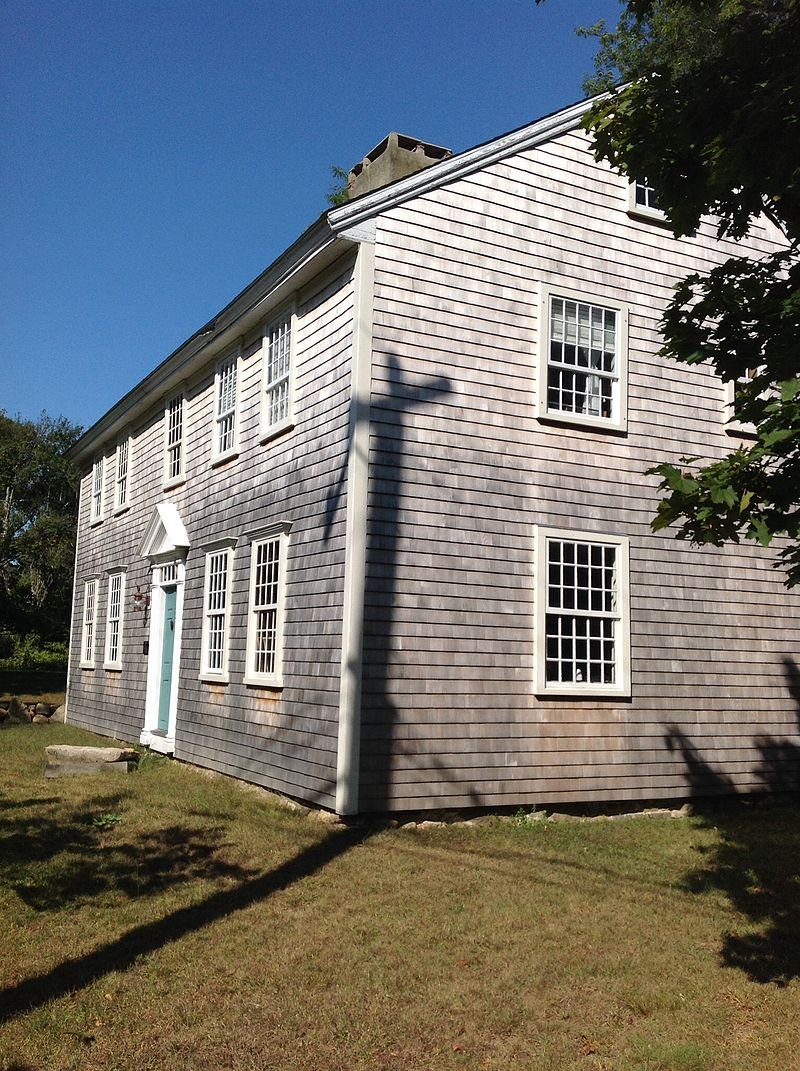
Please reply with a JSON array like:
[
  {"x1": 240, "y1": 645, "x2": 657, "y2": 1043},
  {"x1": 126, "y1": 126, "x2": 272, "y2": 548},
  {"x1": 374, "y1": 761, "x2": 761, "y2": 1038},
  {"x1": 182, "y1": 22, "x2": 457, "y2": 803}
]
[{"x1": 1, "y1": 722, "x2": 799, "y2": 1071}]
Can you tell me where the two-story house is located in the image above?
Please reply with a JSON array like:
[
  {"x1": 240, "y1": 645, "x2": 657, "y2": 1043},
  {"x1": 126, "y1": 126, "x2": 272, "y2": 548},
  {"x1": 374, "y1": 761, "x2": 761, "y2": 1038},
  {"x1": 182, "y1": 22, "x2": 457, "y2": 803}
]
[{"x1": 66, "y1": 96, "x2": 800, "y2": 815}]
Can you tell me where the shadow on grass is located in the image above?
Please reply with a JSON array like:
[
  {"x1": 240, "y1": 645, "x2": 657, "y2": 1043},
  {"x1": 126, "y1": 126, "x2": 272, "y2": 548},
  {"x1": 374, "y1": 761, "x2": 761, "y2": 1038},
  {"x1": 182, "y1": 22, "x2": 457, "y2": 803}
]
[
  {"x1": 0, "y1": 790, "x2": 255, "y2": 911},
  {"x1": 665, "y1": 656, "x2": 800, "y2": 985},
  {"x1": 0, "y1": 822, "x2": 371, "y2": 1023}
]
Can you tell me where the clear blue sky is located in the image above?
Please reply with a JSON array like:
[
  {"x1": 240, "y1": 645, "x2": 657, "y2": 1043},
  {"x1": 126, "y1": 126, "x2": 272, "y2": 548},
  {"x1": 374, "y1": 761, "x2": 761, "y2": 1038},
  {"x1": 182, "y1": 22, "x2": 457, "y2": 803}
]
[{"x1": 1, "y1": 0, "x2": 621, "y2": 431}]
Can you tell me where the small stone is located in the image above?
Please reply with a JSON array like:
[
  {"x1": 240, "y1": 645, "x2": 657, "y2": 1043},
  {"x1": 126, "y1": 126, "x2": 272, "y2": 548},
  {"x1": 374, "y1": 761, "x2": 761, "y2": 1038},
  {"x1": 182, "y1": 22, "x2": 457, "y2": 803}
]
[
  {"x1": 417, "y1": 820, "x2": 446, "y2": 829},
  {"x1": 549, "y1": 812, "x2": 579, "y2": 823},
  {"x1": 313, "y1": 810, "x2": 343, "y2": 825},
  {"x1": 678, "y1": 802, "x2": 694, "y2": 816},
  {"x1": 50, "y1": 705, "x2": 67, "y2": 723},
  {"x1": 523, "y1": 810, "x2": 548, "y2": 823},
  {"x1": 31, "y1": 714, "x2": 51, "y2": 724}
]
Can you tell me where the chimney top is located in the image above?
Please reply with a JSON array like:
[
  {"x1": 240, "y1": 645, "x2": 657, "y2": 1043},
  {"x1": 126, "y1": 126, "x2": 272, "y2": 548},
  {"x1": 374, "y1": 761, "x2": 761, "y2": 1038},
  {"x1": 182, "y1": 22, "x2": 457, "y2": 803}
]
[{"x1": 347, "y1": 132, "x2": 451, "y2": 201}]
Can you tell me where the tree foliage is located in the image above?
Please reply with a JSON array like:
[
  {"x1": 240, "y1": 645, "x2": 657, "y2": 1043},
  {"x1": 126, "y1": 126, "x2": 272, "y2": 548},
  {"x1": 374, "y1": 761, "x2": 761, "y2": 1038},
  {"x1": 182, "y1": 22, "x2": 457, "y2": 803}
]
[
  {"x1": 580, "y1": 0, "x2": 800, "y2": 583},
  {"x1": 0, "y1": 412, "x2": 82, "y2": 640}
]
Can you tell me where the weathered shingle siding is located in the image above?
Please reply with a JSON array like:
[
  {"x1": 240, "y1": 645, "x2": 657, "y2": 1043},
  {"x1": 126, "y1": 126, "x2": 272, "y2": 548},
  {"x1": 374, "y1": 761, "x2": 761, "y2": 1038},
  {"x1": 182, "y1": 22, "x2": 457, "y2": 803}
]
[
  {"x1": 68, "y1": 257, "x2": 356, "y2": 807},
  {"x1": 359, "y1": 126, "x2": 800, "y2": 812}
]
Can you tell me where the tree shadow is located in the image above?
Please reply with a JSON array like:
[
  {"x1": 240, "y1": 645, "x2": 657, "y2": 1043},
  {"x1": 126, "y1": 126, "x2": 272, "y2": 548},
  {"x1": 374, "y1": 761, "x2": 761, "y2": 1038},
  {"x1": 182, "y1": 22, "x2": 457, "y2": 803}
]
[
  {"x1": 0, "y1": 791, "x2": 255, "y2": 912},
  {"x1": 664, "y1": 656, "x2": 800, "y2": 984},
  {"x1": 0, "y1": 817, "x2": 371, "y2": 1023}
]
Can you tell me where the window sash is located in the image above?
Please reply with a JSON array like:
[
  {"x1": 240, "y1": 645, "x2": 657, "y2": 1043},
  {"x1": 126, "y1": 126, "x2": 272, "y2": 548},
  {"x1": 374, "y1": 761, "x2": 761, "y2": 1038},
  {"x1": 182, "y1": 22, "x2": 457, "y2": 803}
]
[
  {"x1": 247, "y1": 534, "x2": 285, "y2": 682},
  {"x1": 105, "y1": 573, "x2": 124, "y2": 666},
  {"x1": 545, "y1": 538, "x2": 619, "y2": 686},
  {"x1": 264, "y1": 315, "x2": 292, "y2": 429},
  {"x1": 115, "y1": 439, "x2": 129, "y2": 509},
  {"x1": 82, "y1": 580, "x2": 96, "y2": 665},
  {"x1": 165, "y1": 395, "x2": 184, "y2": 481},
  {"x1": 547, "y1": 298, "x2": 618, "y2": 420},
  {"x1": 203, "y1": 549, "x2": 230, "y2": 674},
  {"x1": 215, "y1": 357, "x2": 237, "y2": 456},
  {"x1": 91, "y1": 459, "x2": 103, "y2": 521}
]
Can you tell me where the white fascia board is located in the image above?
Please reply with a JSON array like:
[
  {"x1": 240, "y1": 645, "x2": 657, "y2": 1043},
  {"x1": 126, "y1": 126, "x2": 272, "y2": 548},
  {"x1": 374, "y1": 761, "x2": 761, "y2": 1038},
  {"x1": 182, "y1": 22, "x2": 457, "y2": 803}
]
[
  {"x1": 70, "y1": 216, "x2": 350, "y2": 466},
  {"x1": 327, "y1": 96, "x2": 596, "y2": 234}
]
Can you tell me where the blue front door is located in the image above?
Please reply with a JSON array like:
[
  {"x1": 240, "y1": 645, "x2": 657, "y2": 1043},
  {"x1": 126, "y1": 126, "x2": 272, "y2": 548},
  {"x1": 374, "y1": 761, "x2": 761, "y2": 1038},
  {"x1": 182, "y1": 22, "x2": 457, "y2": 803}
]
[{"x1": 157, "y1": 587, "x2": 177, "y2": 733}]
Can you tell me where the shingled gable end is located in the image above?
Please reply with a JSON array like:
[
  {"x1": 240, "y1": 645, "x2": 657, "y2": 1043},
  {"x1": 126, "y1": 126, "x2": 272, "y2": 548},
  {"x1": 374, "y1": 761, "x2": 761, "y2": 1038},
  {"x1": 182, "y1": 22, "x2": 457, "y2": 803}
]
[{"x1": 66, "y1": 97, "x2": 800, "y2": 815}]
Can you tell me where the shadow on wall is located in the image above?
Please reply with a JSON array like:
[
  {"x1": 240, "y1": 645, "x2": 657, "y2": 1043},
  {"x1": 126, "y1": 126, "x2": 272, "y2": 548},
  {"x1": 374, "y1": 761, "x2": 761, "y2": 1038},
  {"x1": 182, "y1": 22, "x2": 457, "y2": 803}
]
[{"x1": 665, "y1": 656, "x2": 800, "y2": 985}]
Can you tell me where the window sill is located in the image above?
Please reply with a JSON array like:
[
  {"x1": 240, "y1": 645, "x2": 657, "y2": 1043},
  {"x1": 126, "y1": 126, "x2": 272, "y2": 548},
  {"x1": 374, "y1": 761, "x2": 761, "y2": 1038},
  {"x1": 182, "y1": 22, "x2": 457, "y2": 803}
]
[
  {"x1": 536, "y1": 685, "x2": 631, "y2": 699},
  {"x1": 89, "y1": 517, "x2": 103, "y2": 528},
  {"x1": 259, "y1": 419, "x2": 295, "y2": 445},
  {"x1": 200, "y1": 672, "x2": 229, "y2": 684},
  {"x1": 210, "y1": 449, "x2": 239, "y2": 469},
  {"x1": 79, "y1": 662, "x2": 95, "y2": 670},
  {"x1": 103, "y1": 664, "x2": 122, "y2": 672},
  {"x1": 538, "y1": 411, "x2": 627, "y2": 435},
  {"x1": 162, "y1": 475, "x2": 186, "y2": 492},
  {"x1": 627, "y1": 207, "x2": 670, "y2": 227},
  {"x1": 244, "y1": 676, "x2": 284, "y2": 690},
  {"x1": 113, "y1": 504, "x2": 131, "y2": 517},
  {"x1": 725, "y1": 422, "x2": 758, "y2": 438}
]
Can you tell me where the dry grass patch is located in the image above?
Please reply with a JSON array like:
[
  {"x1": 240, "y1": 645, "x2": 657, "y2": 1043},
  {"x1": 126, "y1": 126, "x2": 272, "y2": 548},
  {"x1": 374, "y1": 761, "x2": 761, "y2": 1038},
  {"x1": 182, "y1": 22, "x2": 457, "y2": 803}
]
[{"x1": 1, "y1": 723, "x2": 799, "y2": 1070}]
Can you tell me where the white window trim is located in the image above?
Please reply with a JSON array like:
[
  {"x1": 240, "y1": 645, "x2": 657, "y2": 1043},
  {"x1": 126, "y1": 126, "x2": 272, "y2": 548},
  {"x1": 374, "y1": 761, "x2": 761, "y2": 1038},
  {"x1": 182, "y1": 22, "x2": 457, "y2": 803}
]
[
  {"x1": 103, "y1": 570, "x2": 126, "y2": 670},
  {"x1": 244, "y1": 522, "x2": 291, "y2": 688},
  {"x1": 211, "y1": 347, "x2": 241, "y2": 466},
  {"x1": 627, "y1": 179, "x2": 667, "y2": 224},
  {"x1": 538, "y1": 283, "x2": 629, "y2": 433},
  {"x1": 259, "y1": 307, "x2": 297, "y2": 443},
  {"x1": 113, "y1": 436, "x2": 132, "y2": 514},
  {"x1": 534, "y1": 526, "x2": 630, "y2": 698},
  {"x1": 199, "y1": 540, "x2": 236, "y2": 682},
  {"x1": 723, "y1": 372, "x2": 761, "y2": 437},
  {"x1": 163, "y1": 392, "x2": 187, "y2": 489},
  {"x1": 90, "y1": 457, "x2": 104, "y2": 525},
  {"x1": 80, "y1": 578, "x2": 98, "y2": 668}
]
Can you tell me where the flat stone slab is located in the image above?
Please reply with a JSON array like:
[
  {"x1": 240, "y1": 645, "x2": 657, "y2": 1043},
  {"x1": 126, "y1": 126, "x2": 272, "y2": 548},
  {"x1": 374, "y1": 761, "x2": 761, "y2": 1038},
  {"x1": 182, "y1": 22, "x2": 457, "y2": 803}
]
[
  {"x1": 46, "y1": 760, "x2": 137, "y2": 778},
  {"x1": 45, "y1": 745, "x2": 138, "y2": 764}
]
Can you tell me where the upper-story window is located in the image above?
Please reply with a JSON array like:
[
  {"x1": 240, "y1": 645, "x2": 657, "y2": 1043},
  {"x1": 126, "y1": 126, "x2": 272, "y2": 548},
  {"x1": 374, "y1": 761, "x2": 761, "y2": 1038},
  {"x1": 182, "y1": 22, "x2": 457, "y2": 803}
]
[
  {"x1": 261, "y1": 310, "x2": 294, "y2": 440},
  {"x1": 164, "y1": 393, "x2": 185, "y2": 486},
  {"x1": 80, "y1": 579, "x2": 97, "y2": 668},
  {"x1": 628, "y1": 179, "x2": 665, "y2": 222},
  {"x1": 104, "y1": 571, "x2": 125, "y2": 669},
  {"x1": 535, "y1": 527, "x2": 630, "y2": 697},
  {"x1": 91, "y1": 457, "x2": 104, "y2": 524},
  {"x1": 213, "y1": 352, "x2": 239, "y2": 462},
  {"x1": 114, "y1": 437, "x2": 131, "y2": 512},
  {"x1": 725, "y1": 367, "x2": 761, "y2": 437},
  {"x1": 538, "y1": 286, "x2": 628, "y2": 432}
]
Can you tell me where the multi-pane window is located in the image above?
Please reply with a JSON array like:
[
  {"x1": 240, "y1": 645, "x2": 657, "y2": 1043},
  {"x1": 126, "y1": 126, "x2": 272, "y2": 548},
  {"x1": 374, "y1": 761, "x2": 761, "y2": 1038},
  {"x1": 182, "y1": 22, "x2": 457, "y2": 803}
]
[
  {"x1": 263, "y1": 312, "x2": 292, "y2": 433},
  {"x1": 104, "y1": 572, "x2": 125, "y2": 668},
  {"x1": 115, "y1": 438, "x2": 130, "y2": 511},
  {"x1": 164, "y1": 394, "x2": 185, "y2": 483},
  {"x1": 201, "y1": 548, "x2": 232, "y2": 677},
  {"x1": 539, "y1": 288, "x2": 627, "y2": 431},
  {"x1": 81, "y1": 579, "x2": 97, "y2": 666},
  {"x1": 91, "y1": 457, "x2": 104, "y2": 522},
  {"x1": 536, "y1": 529, "x2": 629, "y2": 696},
  {"x1": 246, "y1": 529, "x2": 288, "y2": 684},
  {"x1": 634, "y1": 179, "x2": 660, "y2": 213},
  {"x1": 547, "y1": 297, "x2": 618, "y2": 420},
  {"x1": 214, "y1": 355, "x2": 238, "y2": 458}
]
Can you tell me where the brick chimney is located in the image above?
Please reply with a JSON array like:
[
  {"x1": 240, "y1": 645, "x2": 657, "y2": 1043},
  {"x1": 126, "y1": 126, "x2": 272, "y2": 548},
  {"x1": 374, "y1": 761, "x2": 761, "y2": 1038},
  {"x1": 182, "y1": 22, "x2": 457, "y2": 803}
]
[{"x1": 347, "y1": 133, "x2": 452, "y2": 200}]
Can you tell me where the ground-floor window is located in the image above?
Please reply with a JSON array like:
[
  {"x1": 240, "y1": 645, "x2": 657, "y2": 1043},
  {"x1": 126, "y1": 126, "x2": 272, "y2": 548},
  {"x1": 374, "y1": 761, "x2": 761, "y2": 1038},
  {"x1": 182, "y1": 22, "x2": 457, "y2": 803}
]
[{"x1": 535, "y1": 527, "x2": 630, "y2": 697}]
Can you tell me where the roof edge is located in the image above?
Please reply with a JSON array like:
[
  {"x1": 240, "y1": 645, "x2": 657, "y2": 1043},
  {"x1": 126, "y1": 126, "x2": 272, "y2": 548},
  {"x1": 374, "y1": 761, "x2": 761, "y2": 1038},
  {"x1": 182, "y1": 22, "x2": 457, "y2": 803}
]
[
  {"x1": 328, "y1": 94, "x2": 599, "y2": 233},
  {"x1": 68, "y1": 213, "x2": 342, "y2": 465}
]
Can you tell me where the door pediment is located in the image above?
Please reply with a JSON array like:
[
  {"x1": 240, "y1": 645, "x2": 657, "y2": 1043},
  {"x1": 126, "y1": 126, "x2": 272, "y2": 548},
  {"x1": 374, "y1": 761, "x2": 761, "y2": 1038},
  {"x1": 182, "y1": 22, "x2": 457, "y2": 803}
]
[{"x1": 138, "y1": 502, "x2": 190, "y2": 563}]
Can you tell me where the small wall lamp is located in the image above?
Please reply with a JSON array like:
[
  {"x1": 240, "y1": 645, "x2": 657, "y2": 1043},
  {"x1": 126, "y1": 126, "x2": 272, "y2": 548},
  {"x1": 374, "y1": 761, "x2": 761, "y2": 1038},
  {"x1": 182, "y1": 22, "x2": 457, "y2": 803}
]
[{"x1": 132, "y1": 586, "x2": 150, "y2": 612}]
